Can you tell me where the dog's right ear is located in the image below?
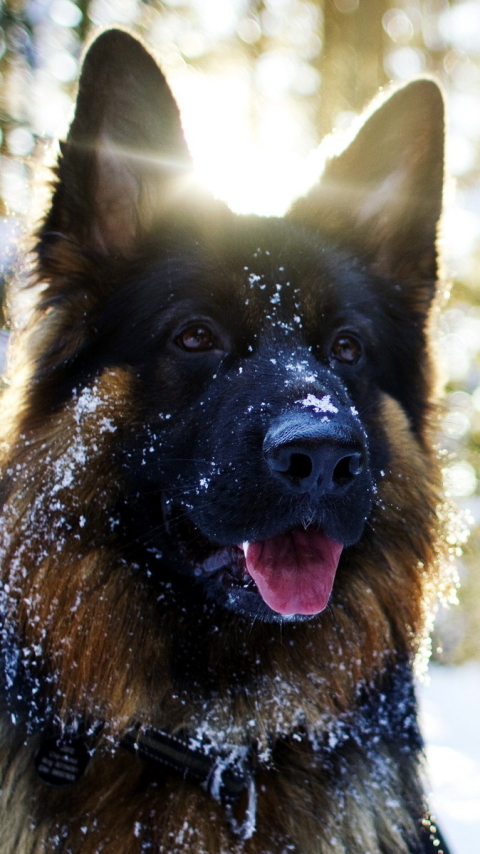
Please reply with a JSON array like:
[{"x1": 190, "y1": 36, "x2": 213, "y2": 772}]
[{"x1": 43, "y1": 29, "x2": 193, "y2": 256}]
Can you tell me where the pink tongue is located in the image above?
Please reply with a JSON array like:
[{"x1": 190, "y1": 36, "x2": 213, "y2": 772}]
[{"x1": 243, "y1": 529, "x2": 343, "y2": 616}]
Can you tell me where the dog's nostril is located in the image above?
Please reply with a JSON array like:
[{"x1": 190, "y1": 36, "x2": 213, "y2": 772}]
[
  {"x1": 288, "y1": 453, "x2": 313, "y2": 481},
  {"x1": 332, "y1": 453, "x2": 364, "y2": 485}
]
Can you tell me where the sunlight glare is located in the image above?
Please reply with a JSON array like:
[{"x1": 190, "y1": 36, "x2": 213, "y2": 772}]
[{"x1": 174, "y1": 69, "x2": 321, "y2": 216}]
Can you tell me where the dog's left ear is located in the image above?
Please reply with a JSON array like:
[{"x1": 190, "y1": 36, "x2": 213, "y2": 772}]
[
  {"x1": 44, "y1": 28, "x2": 193, "y2": 256},
  {"x1": 288, "y1": 80, "x2": 444, "y2": 297}
]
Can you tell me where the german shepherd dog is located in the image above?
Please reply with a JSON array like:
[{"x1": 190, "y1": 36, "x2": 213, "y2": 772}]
[{"x1": 0, "y1": 28, "x2": 453, "y2": 854}]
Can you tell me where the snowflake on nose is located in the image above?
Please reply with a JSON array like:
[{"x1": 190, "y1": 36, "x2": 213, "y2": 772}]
[{"x1": 296, "y1": 393, "x2": 339, "y2": 414}]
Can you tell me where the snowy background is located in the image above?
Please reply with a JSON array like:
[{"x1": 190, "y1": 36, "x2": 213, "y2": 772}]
[{"x1": 419, "y1": 662, "x2": 480, "y2": 854}]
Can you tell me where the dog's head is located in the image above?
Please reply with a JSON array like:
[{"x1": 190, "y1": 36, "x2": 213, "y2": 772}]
[{"x1": 10, "y1": 31, "x2": 444, "y2": 630}]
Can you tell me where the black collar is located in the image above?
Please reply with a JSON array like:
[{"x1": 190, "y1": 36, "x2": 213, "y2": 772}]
[
  {"x1": 35, "y1": 726, "x2": 258, "y2": 840},
  {"x1": 122, "y1": 727, "x2": 257, "y2": 840}
]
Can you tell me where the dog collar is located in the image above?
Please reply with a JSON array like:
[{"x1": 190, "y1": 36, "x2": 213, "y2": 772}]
[
  {"x1": 35, "y1": 727, "x2": 257, "y2": 841},
  {"x1": 123, "y1": 727, "x2": 257, "y2": 840}
]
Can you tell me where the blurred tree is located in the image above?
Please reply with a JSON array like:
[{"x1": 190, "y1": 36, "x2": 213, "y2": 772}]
[
  {"x1": 319, "y1": 0, "x2": 388, "y2": 135},
  {"x1": 0, "y1": 0, "x2": 34, "y2": 160}
]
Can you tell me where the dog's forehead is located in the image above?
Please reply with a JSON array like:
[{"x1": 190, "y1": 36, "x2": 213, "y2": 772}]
[
  {"x1": 144, "y1": 214, "x2": 376, "y2": 340},
  {"x1": 226, "y1": 216, "x2": 327, "y2": 282},
  {"x1": 205, "y1": 216, "x2": 373, "y2": 329}
]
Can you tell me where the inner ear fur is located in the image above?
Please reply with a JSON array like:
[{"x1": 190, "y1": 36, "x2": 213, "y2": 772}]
[
  {"x1": 43, "y1": 28, "x2": 193, "y2": 256},
  {"x1": 288, "y1": 80, "x2": 445, "y2": 295}
]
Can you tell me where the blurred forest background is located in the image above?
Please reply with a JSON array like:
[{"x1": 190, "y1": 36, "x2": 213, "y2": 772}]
[{"x1": 0, "y1": 0, "x2": 480, "y2": 663}]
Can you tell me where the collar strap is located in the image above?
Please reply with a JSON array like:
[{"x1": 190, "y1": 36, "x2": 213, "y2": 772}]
[{"x1": 121, "y1": 727, "x2": 257, "y2": 840}]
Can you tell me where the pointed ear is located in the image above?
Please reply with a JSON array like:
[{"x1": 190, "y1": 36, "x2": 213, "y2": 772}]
[
  {"x1": 288, "y1": 80, "x2": 445, "y2": 293},
  {"x1": 44, "y1": 29, "x2": 193, "y2": 256}
]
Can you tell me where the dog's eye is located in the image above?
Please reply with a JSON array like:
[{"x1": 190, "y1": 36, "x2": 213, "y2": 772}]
[
  {"x1": 175, "y1": 324, "x2": 218, "y2": 352},
  {"x1": 330, "y1": 333, "x2": 362, "y2": 365}
]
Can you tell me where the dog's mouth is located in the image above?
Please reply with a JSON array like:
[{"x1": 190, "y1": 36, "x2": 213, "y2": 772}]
[
  {"x1": 164, "y1": 504, "x2": 343, "y2": 618},
  {"x1": 240, "y1": 532, "x2": 343, "y2": 616}
]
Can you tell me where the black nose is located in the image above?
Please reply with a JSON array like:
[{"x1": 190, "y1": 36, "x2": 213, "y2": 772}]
[{"x1": 263, "y1": 415, "x2": 366, "y2": 497}]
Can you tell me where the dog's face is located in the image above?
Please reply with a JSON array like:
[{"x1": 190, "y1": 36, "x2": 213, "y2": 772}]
[
  {"x1": 23, "y1": 31, "x2": 444, "y2": 629},
  {"x1": 112, "y1": 220, "x2": 379, "y2": 620}
]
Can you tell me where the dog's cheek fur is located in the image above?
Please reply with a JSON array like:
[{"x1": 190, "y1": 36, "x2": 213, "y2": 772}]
[{"x1": 0, "y1": 368, "x2": 165, "y2": 728}]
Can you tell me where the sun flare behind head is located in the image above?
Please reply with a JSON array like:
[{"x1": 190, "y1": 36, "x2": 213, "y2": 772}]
[{"x1": 172, "y1": 66, "x2": 323, "y2": 217}]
